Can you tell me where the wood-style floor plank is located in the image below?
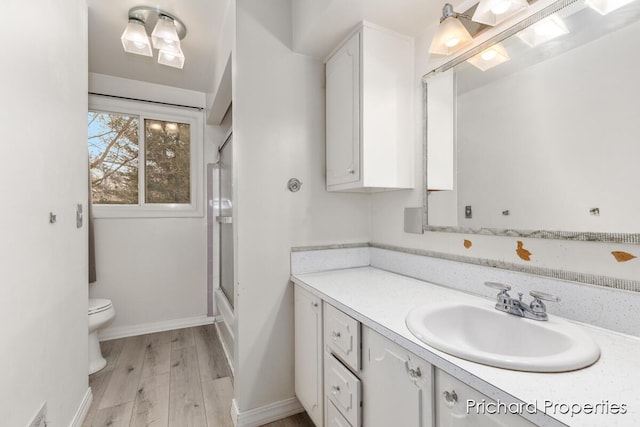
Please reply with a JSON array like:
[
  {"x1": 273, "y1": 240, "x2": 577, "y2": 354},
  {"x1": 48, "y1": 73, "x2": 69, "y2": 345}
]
[
  {"x1": 202, "y1": 377, "x2": 233, "y2": 427},
  {"x1": 85, "y1": 325, "x2": 312, "y2": 427},
  {"x1": 141, "y1": 331, "x2": 172, "y2": 379},
  {"x1": 130, "y1": 373, "x2": 170, "y2": 427},
  {"x1": 171, "y1": 328, "x2": 195, "y2": 350},
  {"x1": 89, "y1": 401, "x2": 134, "y2": 427},
  {"x1": 169, "y1": 346, "x2": 207, "y2": 426},
  {"x1": 99, "y1": 335, "x2": 147, "y2": 409},
  {"x1": 194, "y1": 325, "x2": 231, "y2": 382}
]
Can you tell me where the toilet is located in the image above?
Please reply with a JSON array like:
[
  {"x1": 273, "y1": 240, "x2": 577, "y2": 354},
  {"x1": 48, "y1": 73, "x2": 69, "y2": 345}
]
[{"x1": 88, "y1": 298, "x2": 115, "y2": 375}]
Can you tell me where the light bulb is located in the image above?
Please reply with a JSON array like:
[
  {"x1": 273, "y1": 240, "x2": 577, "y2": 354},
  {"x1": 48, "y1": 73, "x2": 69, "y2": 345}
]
[
  {"x1": 445, "y1": 38, "x2": 460, "y2": 48},
  {"x1": 164, "y1": 53, "x2": 176, "y2": 61},
  {"x1": 481, "y1": 50, "x2": 497, "y2": 60},
  {"x1": 133, "y1": 41, "x2": 146, "y2": 49},
  {"x1": 491, "y1": 0, "x2": 511, "y2": 15}
]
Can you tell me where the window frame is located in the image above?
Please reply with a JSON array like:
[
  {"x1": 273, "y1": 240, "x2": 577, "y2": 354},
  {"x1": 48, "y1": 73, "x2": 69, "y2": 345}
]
[{"x1": 89, "y1": 95, "x2": 203, "y2": 219}]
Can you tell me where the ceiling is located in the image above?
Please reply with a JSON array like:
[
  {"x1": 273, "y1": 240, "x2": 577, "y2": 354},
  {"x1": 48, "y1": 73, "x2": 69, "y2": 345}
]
[
  {"x1": 292, "y1": 0, "x2": 470, "y2": 58},
  {"x1": 87, "y1": 0, "x2": 468, "y2": 93},
  {"x1": 87, "y1": 0, "x2": 228, "y2": 93}
]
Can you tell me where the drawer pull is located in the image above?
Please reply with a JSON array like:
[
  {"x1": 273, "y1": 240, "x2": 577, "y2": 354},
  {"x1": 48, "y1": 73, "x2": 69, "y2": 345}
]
[
  {"x1": 443, "y1": 390, "x2": 458, "y2": 406},
  {"x1": 331, "y1": 385, "x2": 341, "y2": 395},
  {"x1": 332, "y1": 331, "x2": 342, "y2": 339},
  {"x1": 408, "y1": 367, "x2": 422, "y2": 379}
]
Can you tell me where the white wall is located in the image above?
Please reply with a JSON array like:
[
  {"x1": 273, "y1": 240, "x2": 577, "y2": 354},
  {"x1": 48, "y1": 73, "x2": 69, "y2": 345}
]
[
  {"x1": 233, "y1": 0, "x2": 371, "y2": 412},
  {"x1": 0, "y1": 0, "x2": 89, "y2": 425},
  {"x1": 88, "y1": 74, "x2": 220, "y2": 336},
  {"x1": 370, "y1": 15, "x2": 640, "y2": 285}
]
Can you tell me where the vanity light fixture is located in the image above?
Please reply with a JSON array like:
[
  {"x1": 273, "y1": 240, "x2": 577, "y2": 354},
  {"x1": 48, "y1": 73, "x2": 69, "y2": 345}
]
[
  {"x1": 585, "y1": 0, "x2": 636, "y2": 15},
  {"x1": 429, "y1": 4, "x2": 474, "y2": 55},
  {"x1": 516, "y1": 15, "x2": 569, "y2": 47},
  {"x1": 466, "y1": 43, "x2": 511, "y2": 71},
  {"x1": 120, "y1": 6, "x2": 187, "y2": 69},
  {"x1": 472, "y1": 0, "x2": 529, "y2": 26}
]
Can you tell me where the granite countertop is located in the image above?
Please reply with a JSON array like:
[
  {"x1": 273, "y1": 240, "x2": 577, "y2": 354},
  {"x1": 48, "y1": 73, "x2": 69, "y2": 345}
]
[{"x1": 291, "y1": 266, "x2": 640, "y2": 427}]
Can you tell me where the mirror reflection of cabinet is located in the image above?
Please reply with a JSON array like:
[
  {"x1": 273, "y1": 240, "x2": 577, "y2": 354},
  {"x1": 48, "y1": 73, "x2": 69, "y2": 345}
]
[{"x1": 326, "y1": 23, "x2": 414, "y2": 192}]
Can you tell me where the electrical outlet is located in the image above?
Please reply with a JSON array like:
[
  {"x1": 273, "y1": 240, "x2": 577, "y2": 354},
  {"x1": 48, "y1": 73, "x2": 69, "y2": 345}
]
[{"x1": 28, "y1": 402, "x2": 47, "y2": 427}]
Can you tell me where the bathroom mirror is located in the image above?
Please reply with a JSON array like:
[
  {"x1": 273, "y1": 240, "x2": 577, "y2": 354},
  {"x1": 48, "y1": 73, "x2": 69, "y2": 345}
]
[{"x1": 424, "y1": 0, "x2": 640, "y2": 244}]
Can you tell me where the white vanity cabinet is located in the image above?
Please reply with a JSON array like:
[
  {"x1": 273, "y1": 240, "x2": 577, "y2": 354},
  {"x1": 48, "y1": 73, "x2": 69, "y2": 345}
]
[
  {"x1": 294, "y1": 285, "x2": 323, "y2": 427},
  {"x1": 325, "y1": 23, "x2": 414, "y2": 192},
  {"x1": 435, "y1": 370, "x2": 536, "y2": 427},
  {"x1": 361, "y1": 327, "x2": 434, "y2": 427}
]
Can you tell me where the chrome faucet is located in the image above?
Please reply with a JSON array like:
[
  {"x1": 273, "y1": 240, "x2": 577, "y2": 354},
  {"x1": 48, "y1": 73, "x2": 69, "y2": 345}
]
[{"x1": 484, "y1": 282, "x2": 560, "y2": 321}]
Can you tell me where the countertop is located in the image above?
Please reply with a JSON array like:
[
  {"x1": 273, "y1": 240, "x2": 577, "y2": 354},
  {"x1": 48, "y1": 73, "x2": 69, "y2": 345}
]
[{"x1": 291, "y1": 266, "x2": 640, "y2": 427}]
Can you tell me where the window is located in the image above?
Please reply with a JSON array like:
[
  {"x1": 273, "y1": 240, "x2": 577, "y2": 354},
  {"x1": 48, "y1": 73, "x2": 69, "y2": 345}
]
[{"x1": 88, "y1": 95, "x2": 203, "y2": 218}]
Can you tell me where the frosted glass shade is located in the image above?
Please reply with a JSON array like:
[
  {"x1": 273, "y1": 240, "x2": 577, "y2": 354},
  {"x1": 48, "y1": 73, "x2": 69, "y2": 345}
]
[
  {"x1": 152, "y1": 16, "x2": 180, "y2": 52},
  {"x1": 586, "y1": 0, "x2": 636, "y2": 15},
  {"x1": 472, "y1": 0, "x2": 529, "y2": 26},
  {"x1": 158, "y1": 48, "x2": 185, "y2": 69},
  {"x1": 517, "y1": 15, "x2": 569, "y2": 47},
  {"x1": 429, "y1": 17, "x2": 473, "y2": 55},
  {"x1": 467, "y1": 44, "x2": 511, "y2": 71},
  {"x1": 121, "y1": 20, "x2": 152, "y2": 57}
]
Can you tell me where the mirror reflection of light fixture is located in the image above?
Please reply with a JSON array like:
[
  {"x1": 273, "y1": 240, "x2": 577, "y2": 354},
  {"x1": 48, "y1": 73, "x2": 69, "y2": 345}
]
[
  {"x1": 467, "y1": 43, "x2": 511, "y2": 70},
  {"x1": 516, "y1": 15, "x2": 569, "y2": 47},
  {"x1": 472, "y1": 0, "x2": 529, "y2": 26},
  {"x1": 586, "y1": 0, "x2": 636, "y2": 15},
  {"x1": 430, "y1": 4, "x2": 474, "y2": 55},
  {"x1": 120, "y1": 6, "x2": 187, "y2": 69}
]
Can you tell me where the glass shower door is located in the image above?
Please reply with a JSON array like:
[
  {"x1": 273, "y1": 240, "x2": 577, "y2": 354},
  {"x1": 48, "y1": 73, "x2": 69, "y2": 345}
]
[{"x1": 218, "y1": 134, "x2": 234, "y2": 307}]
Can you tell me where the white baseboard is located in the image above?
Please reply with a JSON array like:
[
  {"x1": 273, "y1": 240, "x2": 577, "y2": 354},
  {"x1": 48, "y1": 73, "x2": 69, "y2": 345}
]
[
  {"x1": 99, "y1": 315, "x2": 219, "y2": 341},
  {"x1": 231, "y1": 397, "x2": 304, "y2": 427},
  {"x1": 69, "y1": 388, "x2": 92, "y2": 427}
]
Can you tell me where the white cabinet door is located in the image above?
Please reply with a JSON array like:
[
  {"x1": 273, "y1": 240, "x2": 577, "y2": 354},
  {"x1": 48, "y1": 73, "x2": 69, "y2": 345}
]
[
  {"x1": 294, "y1": 285, "x2": 323, "y2": 427},
  {"x1": 361, "y1": 327, "x2": 434, "y2": 427},
  {"x1": 326, "y1": 31, "x2": 360, "y2": 187},
  {"x1": 435, "y1": 370, "x2": 536, "y2": 427}
]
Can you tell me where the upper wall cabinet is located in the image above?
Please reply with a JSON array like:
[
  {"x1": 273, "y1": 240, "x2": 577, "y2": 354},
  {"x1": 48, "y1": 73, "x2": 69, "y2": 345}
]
[{"x1": 325, "y1": 23, "x2": 414, "y2": 192}]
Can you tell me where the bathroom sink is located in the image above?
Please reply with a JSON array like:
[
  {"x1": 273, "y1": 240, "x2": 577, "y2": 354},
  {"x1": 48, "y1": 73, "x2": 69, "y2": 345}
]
[{"x1": 405, "y1": 301, "x2": 600, "y2": 372}]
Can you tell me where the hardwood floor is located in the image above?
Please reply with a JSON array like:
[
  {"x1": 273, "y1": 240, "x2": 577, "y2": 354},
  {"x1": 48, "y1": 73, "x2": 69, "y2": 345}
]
[{"x1": 83, "y1": 325, "x2": 314, "y2": 427}]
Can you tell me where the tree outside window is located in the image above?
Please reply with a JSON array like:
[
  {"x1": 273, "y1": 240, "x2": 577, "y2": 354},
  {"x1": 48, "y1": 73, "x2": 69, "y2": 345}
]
[{"x1": 88, "y1": 112, "x2": 190, "y2": 205}]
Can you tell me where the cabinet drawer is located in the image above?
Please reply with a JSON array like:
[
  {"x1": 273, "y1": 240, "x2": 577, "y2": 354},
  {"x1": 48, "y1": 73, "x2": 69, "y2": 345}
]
[
  {"x1": 325, "y1": 353, "x2": 361, "y2": 427},
  {"x1": 324, "y1": 303, "x2": 360, "y2": 371},
  {"x1": 327, "y1": 400, "x2": 352, "y2": 427}
]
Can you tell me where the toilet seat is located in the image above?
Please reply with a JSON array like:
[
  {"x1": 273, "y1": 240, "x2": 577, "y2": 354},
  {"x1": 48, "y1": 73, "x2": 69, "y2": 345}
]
[{"x1": 89, "y1": 298, "x2": 113, "y2": 315}]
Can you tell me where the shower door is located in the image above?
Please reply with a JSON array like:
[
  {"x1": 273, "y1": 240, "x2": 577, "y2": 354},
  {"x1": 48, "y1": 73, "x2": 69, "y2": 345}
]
[{"x1": 218, "y1": 133, "x2": 234, "y2": 307}]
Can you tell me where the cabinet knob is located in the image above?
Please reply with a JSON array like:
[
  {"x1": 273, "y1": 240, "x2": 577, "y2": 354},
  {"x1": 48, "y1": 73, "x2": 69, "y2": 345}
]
[
  {"x1": 442, "y1": 390, "x2": 458, "y2": 406},
  {"x1": 331, "y1": 385, "x2": 341, "y2": 395},
  {"x1": 332, "y1": 331, "x2": 342, "y2": 339},
  {"x1": 347, "y1": 168, "x2": 355, "y2": 174},
  {"x1": 408, "y1": 367, "x2": 422, "y2": 379},
  {"x1": 311, "y1": 302, "x2": 319, "y2": 308}
]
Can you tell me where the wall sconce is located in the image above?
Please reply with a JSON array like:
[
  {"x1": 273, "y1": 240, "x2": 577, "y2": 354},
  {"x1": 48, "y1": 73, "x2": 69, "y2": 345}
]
[
  {"x1": 120, "y1": 6, "x2": 187, "y2": 69},
  {"x1": 472, "y1": 0, "x2": 529, "y2": 26},
  {"x1": 429, "y1": 4, "x2": 474, "y2": 55}
]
